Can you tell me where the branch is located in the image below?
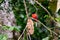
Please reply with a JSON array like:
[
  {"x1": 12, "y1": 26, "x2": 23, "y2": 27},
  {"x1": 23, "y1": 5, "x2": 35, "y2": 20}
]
[
  {"x1": 34, "y1": 0, "x2": 51, "y2": 16},
  {"x1": 18, "y1": 0, "x2": 30, "y2": 40},
  {"x1": 34, "y1": 0, "x2": 57, "y2": 24},
  {"x1": 31, "y1": 17, "x2": 58, "y2": 36},
  {"x1": 23, "y1": 0, "x2": 29, "y2": 18},
  {"x1": 27, "y1": 34, "x2": 29, "y2": 40},
  {"x1": 28, "y1": 34, "x2": 31, "y2": 40},
  {"x1": 18, "y1": 26, "x2": 27, "y2": 40}
]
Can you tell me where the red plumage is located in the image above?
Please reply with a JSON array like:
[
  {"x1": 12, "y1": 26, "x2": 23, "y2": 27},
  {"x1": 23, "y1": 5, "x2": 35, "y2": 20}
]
[
  {"x1": 32, "y1": 13, "x2": 38, "y2": 19},
  {"x1": 32, "y1": 13, "x2": 38, "y2": 22}
]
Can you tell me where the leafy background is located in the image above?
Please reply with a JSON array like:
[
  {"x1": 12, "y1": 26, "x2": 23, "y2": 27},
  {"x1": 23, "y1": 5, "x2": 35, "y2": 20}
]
[{"x1": 0, "y1": 0, "x2": 60, "y2": 40}]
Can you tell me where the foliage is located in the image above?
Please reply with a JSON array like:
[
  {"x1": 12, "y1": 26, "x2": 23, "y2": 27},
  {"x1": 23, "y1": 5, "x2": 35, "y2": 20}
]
[
  {"x1": 0, "y1": 0, "x2": 4, "y2": 4},
  {"x1": 0, "y1": 0, "x2": 59, "y2": 40},
  {"x1": 55, "y1": 18, "x2": 60, "y2": 22},
  {"x1": 42, "y1": 37, "x2": 49, "y2": 40},
  {"x1": 2, "y1": 26, "x2": 20, "y2": 32},
  {"x1": 0, "y1": 34, "x2": 8, "y2": 40},
  {"x1": 9, "y1": 0, "x2": 56, "y2": 40}
]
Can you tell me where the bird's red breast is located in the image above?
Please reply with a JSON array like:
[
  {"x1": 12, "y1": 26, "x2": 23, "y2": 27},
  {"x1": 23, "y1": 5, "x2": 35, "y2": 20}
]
[{"x1": 32, "y1": 13, "x2": 38, "y2": 19}]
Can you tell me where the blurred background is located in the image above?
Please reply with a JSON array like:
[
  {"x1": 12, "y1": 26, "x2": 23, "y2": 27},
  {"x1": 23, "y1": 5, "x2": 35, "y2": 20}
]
[{"x1": 0, "y1": 0, "x2": 60, "y2": 40}]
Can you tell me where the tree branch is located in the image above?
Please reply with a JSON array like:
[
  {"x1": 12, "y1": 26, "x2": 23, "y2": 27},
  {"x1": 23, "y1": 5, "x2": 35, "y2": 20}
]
[
  {"x1": 31, "y1": 17, "x2": 58, "y2": 36},
  {"x1": 34, "y1": 0, "x2": 51, "y2": 16},
  {"x1": 18, "y1": 26, "x2": 27, "y2": 40},
  {"x1": 34, "y1": 0, "x2": 58, "y2": 25},
  {"x1": 18, "y1": 0, "x2": 29, "y2": 40},
  {"x1": 28, "y1": 34, "x2": 31, "y2": 40},
  {"x1": 23, "y1": 0, "x2": 29, "y2": 18}
]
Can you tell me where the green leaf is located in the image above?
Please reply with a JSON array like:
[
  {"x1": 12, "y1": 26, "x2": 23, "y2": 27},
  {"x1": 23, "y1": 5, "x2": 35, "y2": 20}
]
[
  {"x1": 0, "y1": 0, "x2": 3, "y2": 4},
  {"x1": 2, "y1": 36, "x2": 7, "y2": 40},
  {"x1": 0, "y1": 34, "x2": 7, "y2": 40},
  {"x1": 9, "y1": 27, "x2": 14, "y2": 31},
  {"x1": 55, "y1": 18, "x2": 60, "y2": 22},
  {"x1": 14, "y1": 27, "x2": 20, "y2": 32},
  {"x1": 2, "y1": 26, "x2": 9, "y2": 30},
  {"x1": 44, "y1": 15, "x2": 49, "y2": 18},
  {"x1": 42, "y1": 37, "x2": 49, "y2": 40}
]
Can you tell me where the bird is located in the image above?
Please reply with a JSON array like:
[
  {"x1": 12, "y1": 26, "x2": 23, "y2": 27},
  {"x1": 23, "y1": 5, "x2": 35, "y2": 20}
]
[
  {"x1": 32, "y1": 12, "x2": 40, "y2": 27},
  {"x1": 32, "y1": 12, "x2": 38, "y2": 22}
]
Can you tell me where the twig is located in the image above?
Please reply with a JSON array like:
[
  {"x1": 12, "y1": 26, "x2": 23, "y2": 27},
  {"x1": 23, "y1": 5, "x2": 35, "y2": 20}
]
[
  {"x1": 28, "y1": 34, "x2": 31, "y2": 40},
  {"x1": 27, "y1": 35, "x2": 29, "y2": 40},
  {"x1": 27, "y1": 30, "x2": 32, "y2": 40},
  {"x1": 34, "y1": 0, "x2": 51, "y2": 16},
  {"x1": 31, "y1": 17, "x2": 58, "y2": 36},
  {"x1": 18, "y1": 26, "x2": 27, "y2": 40},
  {"x1": 23, "y1": 0, "x2": 29, "y2": 18},
  {"x1": 34, "y1": 0, "x2": 57, "y2": 24},
  {"x1": 18, "y1": 0, "x2": 29, "y2": 40},
  {"x1": 38, "y1": 20, "x2": 57, "y2": 35}
]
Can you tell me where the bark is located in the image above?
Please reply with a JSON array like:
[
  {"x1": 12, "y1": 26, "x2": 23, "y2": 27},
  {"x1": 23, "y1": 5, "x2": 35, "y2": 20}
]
[{"x1": 0, "y1": 0, "x2": 16, "y2": 40}]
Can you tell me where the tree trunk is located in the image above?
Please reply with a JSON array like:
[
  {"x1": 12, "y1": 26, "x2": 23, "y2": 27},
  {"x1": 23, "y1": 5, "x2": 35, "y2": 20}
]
[{"x1": 0, "y1": 0, "x2": 16, "y2": 40}]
